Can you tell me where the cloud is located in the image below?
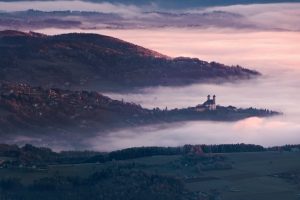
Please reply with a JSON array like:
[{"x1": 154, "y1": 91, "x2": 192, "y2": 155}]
[
  {"x1": 202, "y1": 3, "x2": 300, "y2": 31},
  {"x1": 1, "y1": 2, "x2": 300, "y2": 31},
  {"x1": 0, "y1": 0, "x2": 144, "y2": 17}
]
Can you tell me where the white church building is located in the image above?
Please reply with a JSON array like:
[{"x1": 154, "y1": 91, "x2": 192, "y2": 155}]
[{"x1": 195, "y1": 95, "x2": 217, "y2": 111}]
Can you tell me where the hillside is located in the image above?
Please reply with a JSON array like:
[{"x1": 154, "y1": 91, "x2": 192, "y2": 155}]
[
  {"x1": 0, "y1": 30, "x2": 260, "y2": 91},
  {"x1": 0, "y1": 82, "x2": 278, "y2": 136},
  {"x1": 0, "y1": 82, "x2": 152, "y2": 134}
]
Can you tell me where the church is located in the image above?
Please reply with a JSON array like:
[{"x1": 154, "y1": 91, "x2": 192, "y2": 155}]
[{"x1": 195, "y1": 95, "x2": 217, "y2": 111}]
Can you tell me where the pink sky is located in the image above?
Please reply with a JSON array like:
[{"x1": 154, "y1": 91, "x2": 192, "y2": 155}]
[{"x1": 37, "y1": 28, "x2": 300, "y2": 73}]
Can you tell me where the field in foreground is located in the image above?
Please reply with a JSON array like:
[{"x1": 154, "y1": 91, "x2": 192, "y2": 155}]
[{"x1": 0, "y1": 149, "x2": 300, "y2": 200}]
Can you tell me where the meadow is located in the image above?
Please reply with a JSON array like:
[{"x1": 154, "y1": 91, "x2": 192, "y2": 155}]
[{"x1": 1, "y1": 151, "x2": 300, "y2": 199}]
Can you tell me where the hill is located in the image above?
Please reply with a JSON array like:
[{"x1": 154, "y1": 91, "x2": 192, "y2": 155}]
[
  {"x1": 0, "y1": 82, "x2": 278, "y2": 136},
  {"x1": 0, "y1": 82, "x2": 151, "y2": 134},
  {"x1": 0, "y1": 30, "x2": 260, "y2": 92}
]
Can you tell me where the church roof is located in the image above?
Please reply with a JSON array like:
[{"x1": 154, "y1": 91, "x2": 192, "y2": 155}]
[{"x1": 203, "y1": 99, "x2": 215, "y2": 106}]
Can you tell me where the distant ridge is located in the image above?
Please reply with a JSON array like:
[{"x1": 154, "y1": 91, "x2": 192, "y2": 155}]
[
  {"x1": 0, "y1": 30, "x2": 260, "y2": 91},
  {"x1": 1, "y1": 0, "x2": 300, "y2": 8}
]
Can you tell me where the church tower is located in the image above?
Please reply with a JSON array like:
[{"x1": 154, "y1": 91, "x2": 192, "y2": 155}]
[{"x1": 212, "y1": 95, "x2": 216, "y2": 110}]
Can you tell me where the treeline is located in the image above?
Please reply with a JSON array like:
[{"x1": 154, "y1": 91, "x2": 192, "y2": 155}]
[
  {"x1": 267, "y1": 144, "x2": 300, "y2": 151},
  {"x1": 111, "y1": 144, "x2": 265, "y2": 158},
  {"x1": 87, "y1": 144, "x2": 265, "y2": 163},
  {"x1": 200, "y1": 144, "x2": 265, "y2": 153},
  {"x1": 0, "y1": 143, "x2": 298, "y2": 167}
]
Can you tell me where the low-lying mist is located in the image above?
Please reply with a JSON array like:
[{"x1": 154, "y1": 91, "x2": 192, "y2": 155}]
[
  {"x1": 0, "y1": 27, "x2": 297, "y2": 152},
  {"x1": 86, "y1": 116, "x2": 300, "y2": 152},
  {"x1": 1, "y1": 1, "x2": 300, "y2": 151},
  {"x1": 92, "y1": 28, "x2": 300, "y2": 151},
  {"x1": 1, "y1": 2, "x2": 300, "y2": 31}
]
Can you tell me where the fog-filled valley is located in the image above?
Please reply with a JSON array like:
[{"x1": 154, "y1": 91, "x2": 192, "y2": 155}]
[
  {"x1": 0, "y1": 1, "x2": 300, "y2": 151},
  {"x1": 0, "y1": 27, "x2": 297, "y2": 151},
  {"x1": 77, "y1": 28, "x2": 300, "y2": 151}
]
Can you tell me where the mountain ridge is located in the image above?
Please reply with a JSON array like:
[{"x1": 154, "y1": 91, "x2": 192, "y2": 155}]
[{"x1": 0, "y1": 30, "x2": 260, "y2": 92}]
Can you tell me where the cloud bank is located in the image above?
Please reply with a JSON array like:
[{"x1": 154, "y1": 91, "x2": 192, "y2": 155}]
[
  {"x1": 0, "y1": 1, "x2": 300, "y2": 151},
  {"x1": 1, "y1": 2, "x2": 300, "y2": 31}
]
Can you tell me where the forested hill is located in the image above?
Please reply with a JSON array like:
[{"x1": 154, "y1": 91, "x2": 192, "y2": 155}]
[
  {"x1": 0, "y1": 30, "x2": 259, "y2": 92},
  {"x1": 0, "y1": 82, "x2": 278, "y2": 135},
  {"x1": 0, "y1": 82, "x2": 151, "y2": 134}
]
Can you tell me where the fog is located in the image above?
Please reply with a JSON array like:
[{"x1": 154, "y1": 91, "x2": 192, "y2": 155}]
[
  {"x1": 1, "y1": 2, "x2": 300, "y2": 31},
  {"x1": 25, "y1": 27, "x2": 300, "y2": 151},
  {"x1": 85, "y1": 117, "x2": 300, "y2": 152},
  {"x1": 1, "y1": 2, "x2": 300, "y2": 151},
  {"x1": 205, "y1": 3, "x2": 300, "y2": 31}
]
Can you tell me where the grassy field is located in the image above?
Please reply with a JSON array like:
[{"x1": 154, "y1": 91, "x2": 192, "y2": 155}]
[
  {"x1": 185, "y1": 152, "x2": 300, "y2": 200},
  {"x1": 1, "y1": 151, "x2": 300, "y2": 200}
]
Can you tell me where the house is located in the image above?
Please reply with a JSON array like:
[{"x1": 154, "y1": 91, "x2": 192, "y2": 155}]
[{"x1": 195, "y1": 95, "x2": 217, "y2": 111}]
